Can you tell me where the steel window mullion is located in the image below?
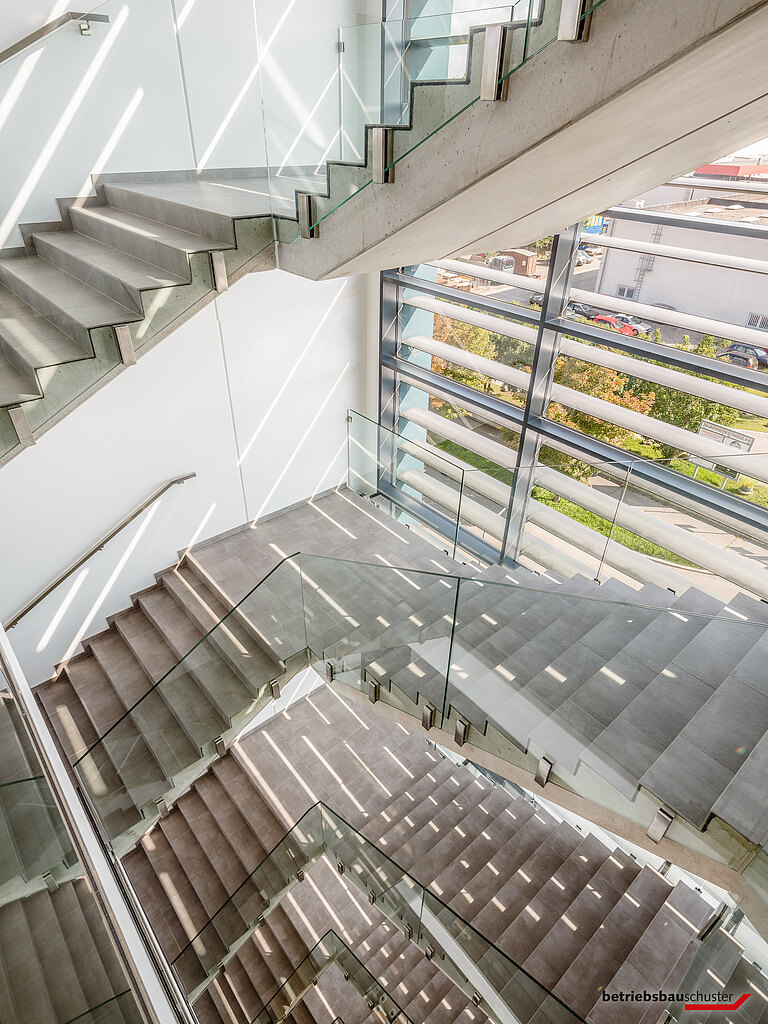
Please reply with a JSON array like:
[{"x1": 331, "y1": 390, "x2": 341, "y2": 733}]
[{"x1": 503, "y1": 225, "x2": 582, "y2": 563}]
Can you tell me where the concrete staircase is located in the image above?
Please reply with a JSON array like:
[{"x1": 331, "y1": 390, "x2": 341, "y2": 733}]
[
  {"x1": 301, "y1": 530, "x2": 768, "y2": 847},
  {"x1": 121, "y1": 752, "x2": 490, "y2": 1024},
  {"x1": 33, "y1": 488, "x2": 768, "y2": 895},
  {"x1": 116, "y1": 686, "x2": 744, "y2": 1024},
  {"x1": 0, "y1": 691, "x2": 78, "y2": 903},
  {"x1": 0, "y1": 877, "x2": 142, "y2": 1024},
  {"x1": 0, "y1": 13, "x2": 548, "y2": 464},
  {"x1": 35, "y1": 558, "x2": 284, "y2": 850}
]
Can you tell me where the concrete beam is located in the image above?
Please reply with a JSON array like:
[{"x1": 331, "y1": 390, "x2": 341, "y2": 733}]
[{"x1": 281, "y1": 0, "x2": 768, "y2": 280}]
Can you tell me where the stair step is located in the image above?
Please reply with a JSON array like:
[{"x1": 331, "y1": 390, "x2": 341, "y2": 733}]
[
  {"x1": 69, "y1": 204, "x2": 234, "y2": 280},
  {"x1": 377, "y1": 768, "x2": 474, "y2": 852},
  {"x1": 161, "y1": 565, "x2": 281, "y2": 697},
  {"x1": 139, "y1": 825, "x2": 229, "y2": 977},
  {"x1": 0, "y1": 281, "x2": 85, "y2": 401},
  {"x1": 139, "y1": 586, "x2": 256, "y2": 723},
  {"x1": 52, "y1": 881, "x2": 126, "y2": 1013},
  {"x1": 65, "y1": 656, "x2": 170, "y2": 807},
  {"x1": 363, "y1": 756, "x2": 458, "y2": 844},
  {"x1": 0, "y1": 898, "x2": 58, "y2": 1022},
  {"x1": 33, "y1": 230, "x2": 187, "y2": 315},
  {"x1": 158, "y1": 807, "x2": 249, "y2": 950},
  {"x1": 122, "y1": 845, "x2": 192, "y2": 964},
  {"x1": 108, "y1": 609, "x2": 226, "y2": 754},
  {"x1": 72, "y1": 876, "x2": 140, "y2": 1000},
  {"x1": 23, "y1": 888, "x2": 91, "y2": 1021},
  {"x1": 87, "y1": 626, "x2": 198, "y2": 778},
  {"x1": 35, "y1": 675, "x2": 141, "y2": 839},
  {"x1": 0, "y1": 256, "x2": 138, "y2": 350},
  {"x1": 205, "y1": 958, "x2": 257, "y2": 1023},
  {"x1": 210, "y1": 757, "x2": 287, "y2": 856},
  {"x1": 102, "y1": 177, "x2": 279, "y2": 248}
]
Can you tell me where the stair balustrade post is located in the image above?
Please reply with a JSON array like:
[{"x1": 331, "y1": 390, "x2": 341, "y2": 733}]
[
  {"x1": 372, "y1": 127, "x2": 395, "y2": 185},
  {"x1": 558, "y1": 0, "x2": 593, "y2": 41}
]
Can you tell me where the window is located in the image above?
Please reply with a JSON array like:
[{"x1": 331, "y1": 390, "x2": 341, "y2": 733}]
[
  {"x1": 616, "y1": 284, "x2": 636, "y2": 299},
  {"x1": 747, "y1": 312, "x2": 768, "y2": 331}
]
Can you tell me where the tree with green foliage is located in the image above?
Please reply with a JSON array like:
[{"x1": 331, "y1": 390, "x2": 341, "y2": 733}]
[
  {"x1": 431, "y1": 316, "x2": 498, "y2": 394},
  {"x1": 625, "y1": 334, "x2": 740, "y2": 458}
]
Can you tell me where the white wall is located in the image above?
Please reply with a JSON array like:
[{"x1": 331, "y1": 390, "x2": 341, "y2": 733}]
[
  {"x1": 0, "y1": 0, "x2": 378, "y2": 248},
  {"x1": 597, "y1": 218, "x2": 768, "y2": 329},
  {"x1": 0, "y1": 268, "x2": 370, "y2": 683}
]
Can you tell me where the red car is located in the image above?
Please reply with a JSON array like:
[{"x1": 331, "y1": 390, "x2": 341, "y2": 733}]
[{"x1": 592, "y1": 314, "x2": 638, "y2": 336}]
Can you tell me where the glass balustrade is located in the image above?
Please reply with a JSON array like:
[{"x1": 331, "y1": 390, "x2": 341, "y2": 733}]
[
  {"x1": 279, "y1": 0, "x2": 601, "y2": 244},
  {"x1": 252, "y1": 931, "x2": 410, "y2": 1024},
  {"x1": 169, "y1": 799, "x2": 585, "y2": 1024}
]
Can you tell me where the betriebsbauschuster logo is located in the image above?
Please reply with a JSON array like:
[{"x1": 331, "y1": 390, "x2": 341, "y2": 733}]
[{"x1": 601, "y1": 990, "x2": 751, "y2": 1011}]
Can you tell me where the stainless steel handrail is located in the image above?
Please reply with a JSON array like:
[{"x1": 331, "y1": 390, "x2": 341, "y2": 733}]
[
  {"x1": 6, "y1": 472, "x2": 196, "y2": 629},
  {"x1": 0, "y1": 11, "x2": 110, "y2": 67}
]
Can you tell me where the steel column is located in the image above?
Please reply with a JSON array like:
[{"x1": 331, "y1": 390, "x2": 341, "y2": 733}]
[{"x1": 502, "y1": 224, "x2": 582, "y2": 563}]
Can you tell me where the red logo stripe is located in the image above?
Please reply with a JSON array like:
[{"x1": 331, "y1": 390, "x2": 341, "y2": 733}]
[{"x1": 684, "y1": 993, "x2": 750, "y2": 1010}]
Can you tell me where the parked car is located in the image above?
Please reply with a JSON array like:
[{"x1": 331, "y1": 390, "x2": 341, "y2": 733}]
[
  {"x1": 574, "y1": 250, "x2": 592, "y2": 266},
  {"x1": 612, "y1": 313, "x2": 654, "y2": 335},
  {"x1": 718, "y1": 343, "x2": 766, "y2": 369},
  {"x1": 568, "y1": 301, "x2": 602, "y2": 320},
  {"x1": 528, "y1": 293, "x2": 545, "y2": 308},
  {"x1": 593, "y1": 314, "x2": 639, "y2": 336},
  {"x1": 487, "y1": 255, "x2": 516, "y2": 273},
  {"x1": 580, "y1": 244, "x2": 602, "y2": 256}
]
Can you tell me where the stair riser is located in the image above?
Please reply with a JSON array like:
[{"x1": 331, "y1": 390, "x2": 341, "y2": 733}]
[
  {"x1": 33, "y1": 235, "x2": 144, "y2": 316},
  {"x1": 0, "y1": 334, "x2": 39, "y2": 391}
]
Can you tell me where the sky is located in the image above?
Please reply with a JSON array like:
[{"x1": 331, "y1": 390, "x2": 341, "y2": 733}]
[{"x1": 728, "y1": 137, "x2": 768, "y2": 159}]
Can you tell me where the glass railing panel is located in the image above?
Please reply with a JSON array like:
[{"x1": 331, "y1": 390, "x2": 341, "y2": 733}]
[
  {"x1": 18, "y1": 326, "x2": 121, "y2": 436},
  {"x1": 261, "y1": 930, "x2": 411, "y2": 1024},
  {"x1": 319, "y1": 803, "x2": 584, "y2": 1024},
  {"x1": 445, "y1": 571, "x2": 768, "y2": 848},
  {"x1": 0, "y1": 777, "x2": 79, "y2": 895},
  {"x1": 280, "y1": 0, "x2": 570, "y2": 241},
  {"x1": 172, "y1": 804, "x2": 326, "y2": 999},
  {"x1": 63, "y1": 991, "x2": 143, "y2": 1024},
  {"x1": 340, "y1": 4, "x2": 527, "y2": 163},
  {"x1": 301, "y1": 553, "x2": 458, "y2": 728},
  {"x1": 0, "y1": 409, "x2": 22, "y2": 464},
  {"x1": 0, "y1": 691, "x2": 78, "y2": 894},
  {"x1": 73, "y1": 556, "x2": 306, "y2": 848}
]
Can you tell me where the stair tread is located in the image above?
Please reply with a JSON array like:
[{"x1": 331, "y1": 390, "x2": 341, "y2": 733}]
[
  {"x1": 0, "y1": 282, "x2": 85, "y2": 367},
  {"x1": 0, "y1": 256, "x2": 139, "y2": 327},
  {"x1": 71, "y1": 204, "x2": 236, "y2": 253},
  {"x1": 107, "y1": 177, "x2": 286, "y2": 221},
  {"x1": 85, "y1": 632, "x2": 198, "y2": 781},
  {"x1": 34, "y1": 230, "x2": 188, "y2": 290}
]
